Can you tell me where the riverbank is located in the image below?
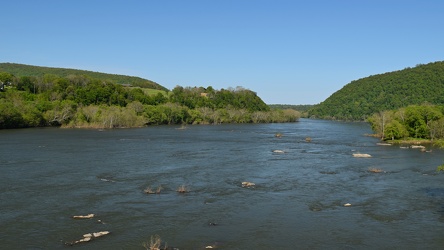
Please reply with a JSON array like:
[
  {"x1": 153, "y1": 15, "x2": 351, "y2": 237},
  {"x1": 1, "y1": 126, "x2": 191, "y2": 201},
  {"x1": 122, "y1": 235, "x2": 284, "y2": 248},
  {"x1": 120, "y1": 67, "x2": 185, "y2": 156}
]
[
  {"x1": 382, "y1": 138, "x2": 444, "y2": 148},
  {"x1": 365, "y1": 134, "x2": 444, "y2": 148}
]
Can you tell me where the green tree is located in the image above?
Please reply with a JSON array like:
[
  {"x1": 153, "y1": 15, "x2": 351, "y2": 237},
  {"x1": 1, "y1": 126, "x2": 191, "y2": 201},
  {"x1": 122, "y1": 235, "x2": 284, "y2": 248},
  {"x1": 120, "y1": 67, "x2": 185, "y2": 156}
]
[
  {"x1": 44, "y1": 100, "x2": 77, "y2": 126},
  {"x1": 430, "y1": 117, "x2": 444, "y2": 140},
  {"x1": 384, "y1": 120, "x2": 408, "y2": 140},
  {"x1": 0, "y1": 100, "x2": 24, "y2": 128},
  {"x1": 405, "y1": 106, "x2": 430, "y2": 138},
  {"x1": 368, "y1": 111, "x2": 393, "y2": 139},
  {"x1": 17, "y1": 76, "x2": 37, "y2": 93}
]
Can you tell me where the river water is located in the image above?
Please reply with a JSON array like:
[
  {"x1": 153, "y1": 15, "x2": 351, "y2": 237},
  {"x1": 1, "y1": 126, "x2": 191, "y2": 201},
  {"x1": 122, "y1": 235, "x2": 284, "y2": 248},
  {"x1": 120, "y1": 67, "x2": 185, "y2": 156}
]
[{"x1": 1, "y1": 119, "x2": 444, "y2": 249}]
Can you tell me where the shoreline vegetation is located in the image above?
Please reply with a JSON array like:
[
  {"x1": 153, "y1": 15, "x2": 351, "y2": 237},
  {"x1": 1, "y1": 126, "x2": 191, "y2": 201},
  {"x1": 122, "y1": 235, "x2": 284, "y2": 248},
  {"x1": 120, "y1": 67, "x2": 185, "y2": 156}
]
[
  {"x1": 0, "y1": 65, "x2": 300, "y2": 129},
  {"x1": 366, "y1": 104, "x2": 444, "y2": 148},
  {"x1": 367, "y1": 133, "x2": 444, "y2": 148}
]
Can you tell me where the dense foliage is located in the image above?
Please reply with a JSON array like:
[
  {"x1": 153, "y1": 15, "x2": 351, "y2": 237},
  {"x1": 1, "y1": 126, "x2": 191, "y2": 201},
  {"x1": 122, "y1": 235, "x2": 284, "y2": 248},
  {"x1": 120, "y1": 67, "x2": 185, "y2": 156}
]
[
  {"x1": 269, "y1": 104, "x2": 314, "y2": 118},
  {"x1": 368, "y1": 104, "x2": 444, "y2": 141},
  {"x1": 308, "y1": 61, "x2": 444, "y2": 120},
  {"x1": 0, "y1": 63, "x2": 168, "y2": 91},
  {"x1": 0, "y1": 69, "x2": 299, "y2": 129},
  {"x1": 269, "y1": 104, "x2": 314, "y2": 112}
]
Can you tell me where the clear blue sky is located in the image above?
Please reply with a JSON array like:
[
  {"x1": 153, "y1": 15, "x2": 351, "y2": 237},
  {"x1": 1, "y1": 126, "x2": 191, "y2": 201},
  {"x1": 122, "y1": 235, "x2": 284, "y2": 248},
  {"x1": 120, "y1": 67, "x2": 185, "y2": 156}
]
[{"x1": 1, "y1": 1, "x2": 443, "y2": 104}]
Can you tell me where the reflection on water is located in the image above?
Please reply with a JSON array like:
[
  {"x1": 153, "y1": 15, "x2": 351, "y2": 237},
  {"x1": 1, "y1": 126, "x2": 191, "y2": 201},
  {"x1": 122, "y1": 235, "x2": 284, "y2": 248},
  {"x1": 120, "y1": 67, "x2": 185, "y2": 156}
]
[{"x1": 1, "y1": 119, "x2": 444, "y2": 249}]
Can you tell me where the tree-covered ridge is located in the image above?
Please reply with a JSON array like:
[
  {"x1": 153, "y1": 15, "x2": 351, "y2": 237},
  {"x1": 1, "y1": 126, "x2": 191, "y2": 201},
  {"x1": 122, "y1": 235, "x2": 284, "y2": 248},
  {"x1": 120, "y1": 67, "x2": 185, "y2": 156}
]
[
  {"x1": 308, "y1": 61, "x2": 444, "y2": 120},
  {"x1": 0, "y1": 63, "x2": 168, "y2": 91},
  {"x1": 170, "y1": 86, "x2": 269, "y2": 111},
  {"x1": 269, "y1": 104, "x2": 314, "y2": 112},
  {"x1": 0, "y1": 71, "x2": 299, "y2": 129}
]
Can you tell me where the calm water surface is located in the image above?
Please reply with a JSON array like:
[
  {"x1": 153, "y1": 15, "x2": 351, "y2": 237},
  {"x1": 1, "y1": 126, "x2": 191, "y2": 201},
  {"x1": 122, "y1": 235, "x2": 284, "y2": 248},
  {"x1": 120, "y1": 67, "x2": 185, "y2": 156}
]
[{"x1": 1, "y1": 119, "x2": 444, "y2": 249}]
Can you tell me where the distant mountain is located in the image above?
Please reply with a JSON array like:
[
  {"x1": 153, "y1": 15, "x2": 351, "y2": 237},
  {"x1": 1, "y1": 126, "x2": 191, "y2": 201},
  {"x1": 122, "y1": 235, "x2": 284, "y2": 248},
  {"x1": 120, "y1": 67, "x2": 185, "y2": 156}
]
[
  {"x1": 308, "y1": 61, "x2": 444, "y2": 120},
  {"x1": 269, "y1": 104, "x2": 314, "y2": 112},
  {"x1": 0, "y1": 63, "x2": 168, "y2": 91}
]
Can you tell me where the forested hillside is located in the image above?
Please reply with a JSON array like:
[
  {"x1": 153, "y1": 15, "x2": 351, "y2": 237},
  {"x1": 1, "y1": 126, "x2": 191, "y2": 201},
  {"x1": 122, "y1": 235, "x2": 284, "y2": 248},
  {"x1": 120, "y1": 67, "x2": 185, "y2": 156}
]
[
  {"x1": 0, "y1": 65, "x2": 299, "y2": 129},
  {"x1": 308, "y1": 61, "x2": 444, "y2": 120},
  {"x1": 269, "y1": 104, "x2": 314, "y2": 112},
  {"x1": 0, "y1": 63, "x2": 168, "y2": 90}
]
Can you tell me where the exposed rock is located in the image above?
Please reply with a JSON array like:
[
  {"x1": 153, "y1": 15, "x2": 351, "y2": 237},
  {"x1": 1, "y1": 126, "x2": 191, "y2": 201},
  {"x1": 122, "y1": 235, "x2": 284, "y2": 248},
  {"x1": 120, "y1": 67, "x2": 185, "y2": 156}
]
[
  {"x1": 176, "y1": 184, "x2": 189, "y2": 193},
  {"x1": 353, "y1": 153, "x2": 371, "y2": 158},
  {"x1": 242, "y1": 181, "x2": 255, "y2": 187},
  {"x1": 368, "y1": 168, "x2": 383, "y2": 173},
  {"x1": 144, "y1": 185, "x2": 163, "y2": 194},
  {"x1": 66, "y1": 231, "x2": 110, "y2": 246},
  {"x1": 72, "y1": 214, "x2": 94, "y2": 219}
]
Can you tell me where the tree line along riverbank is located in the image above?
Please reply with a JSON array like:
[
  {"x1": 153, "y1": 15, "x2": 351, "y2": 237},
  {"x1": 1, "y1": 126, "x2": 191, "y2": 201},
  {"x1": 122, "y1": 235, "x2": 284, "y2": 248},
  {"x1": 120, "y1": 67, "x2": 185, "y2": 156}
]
[{"x1": 0, "y1": 71, "x2": 299, "y2": 129}]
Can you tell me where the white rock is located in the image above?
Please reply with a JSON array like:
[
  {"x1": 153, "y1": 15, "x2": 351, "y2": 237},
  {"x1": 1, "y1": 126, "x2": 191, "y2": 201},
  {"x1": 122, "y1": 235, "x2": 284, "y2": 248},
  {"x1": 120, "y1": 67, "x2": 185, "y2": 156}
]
[
  {"x1": 73, "y1": 213, "x2": 94, "y2": 219},
  {"x1": 273, "y1": 150, "x2": 285, "y2": 153},
  {"x1": 353, "y1": 153, "x2": 371, "y2": 158},
  {"x1": 93, "y1": 231, "x2": 110, "y2": 238}
]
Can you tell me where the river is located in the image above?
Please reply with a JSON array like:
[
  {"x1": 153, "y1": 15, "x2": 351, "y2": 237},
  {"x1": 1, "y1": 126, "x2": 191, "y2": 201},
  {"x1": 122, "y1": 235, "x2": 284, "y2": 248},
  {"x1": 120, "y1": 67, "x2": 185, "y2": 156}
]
[{"x1": 1, "y1": 119, "x2": 444, "y2": 249}]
